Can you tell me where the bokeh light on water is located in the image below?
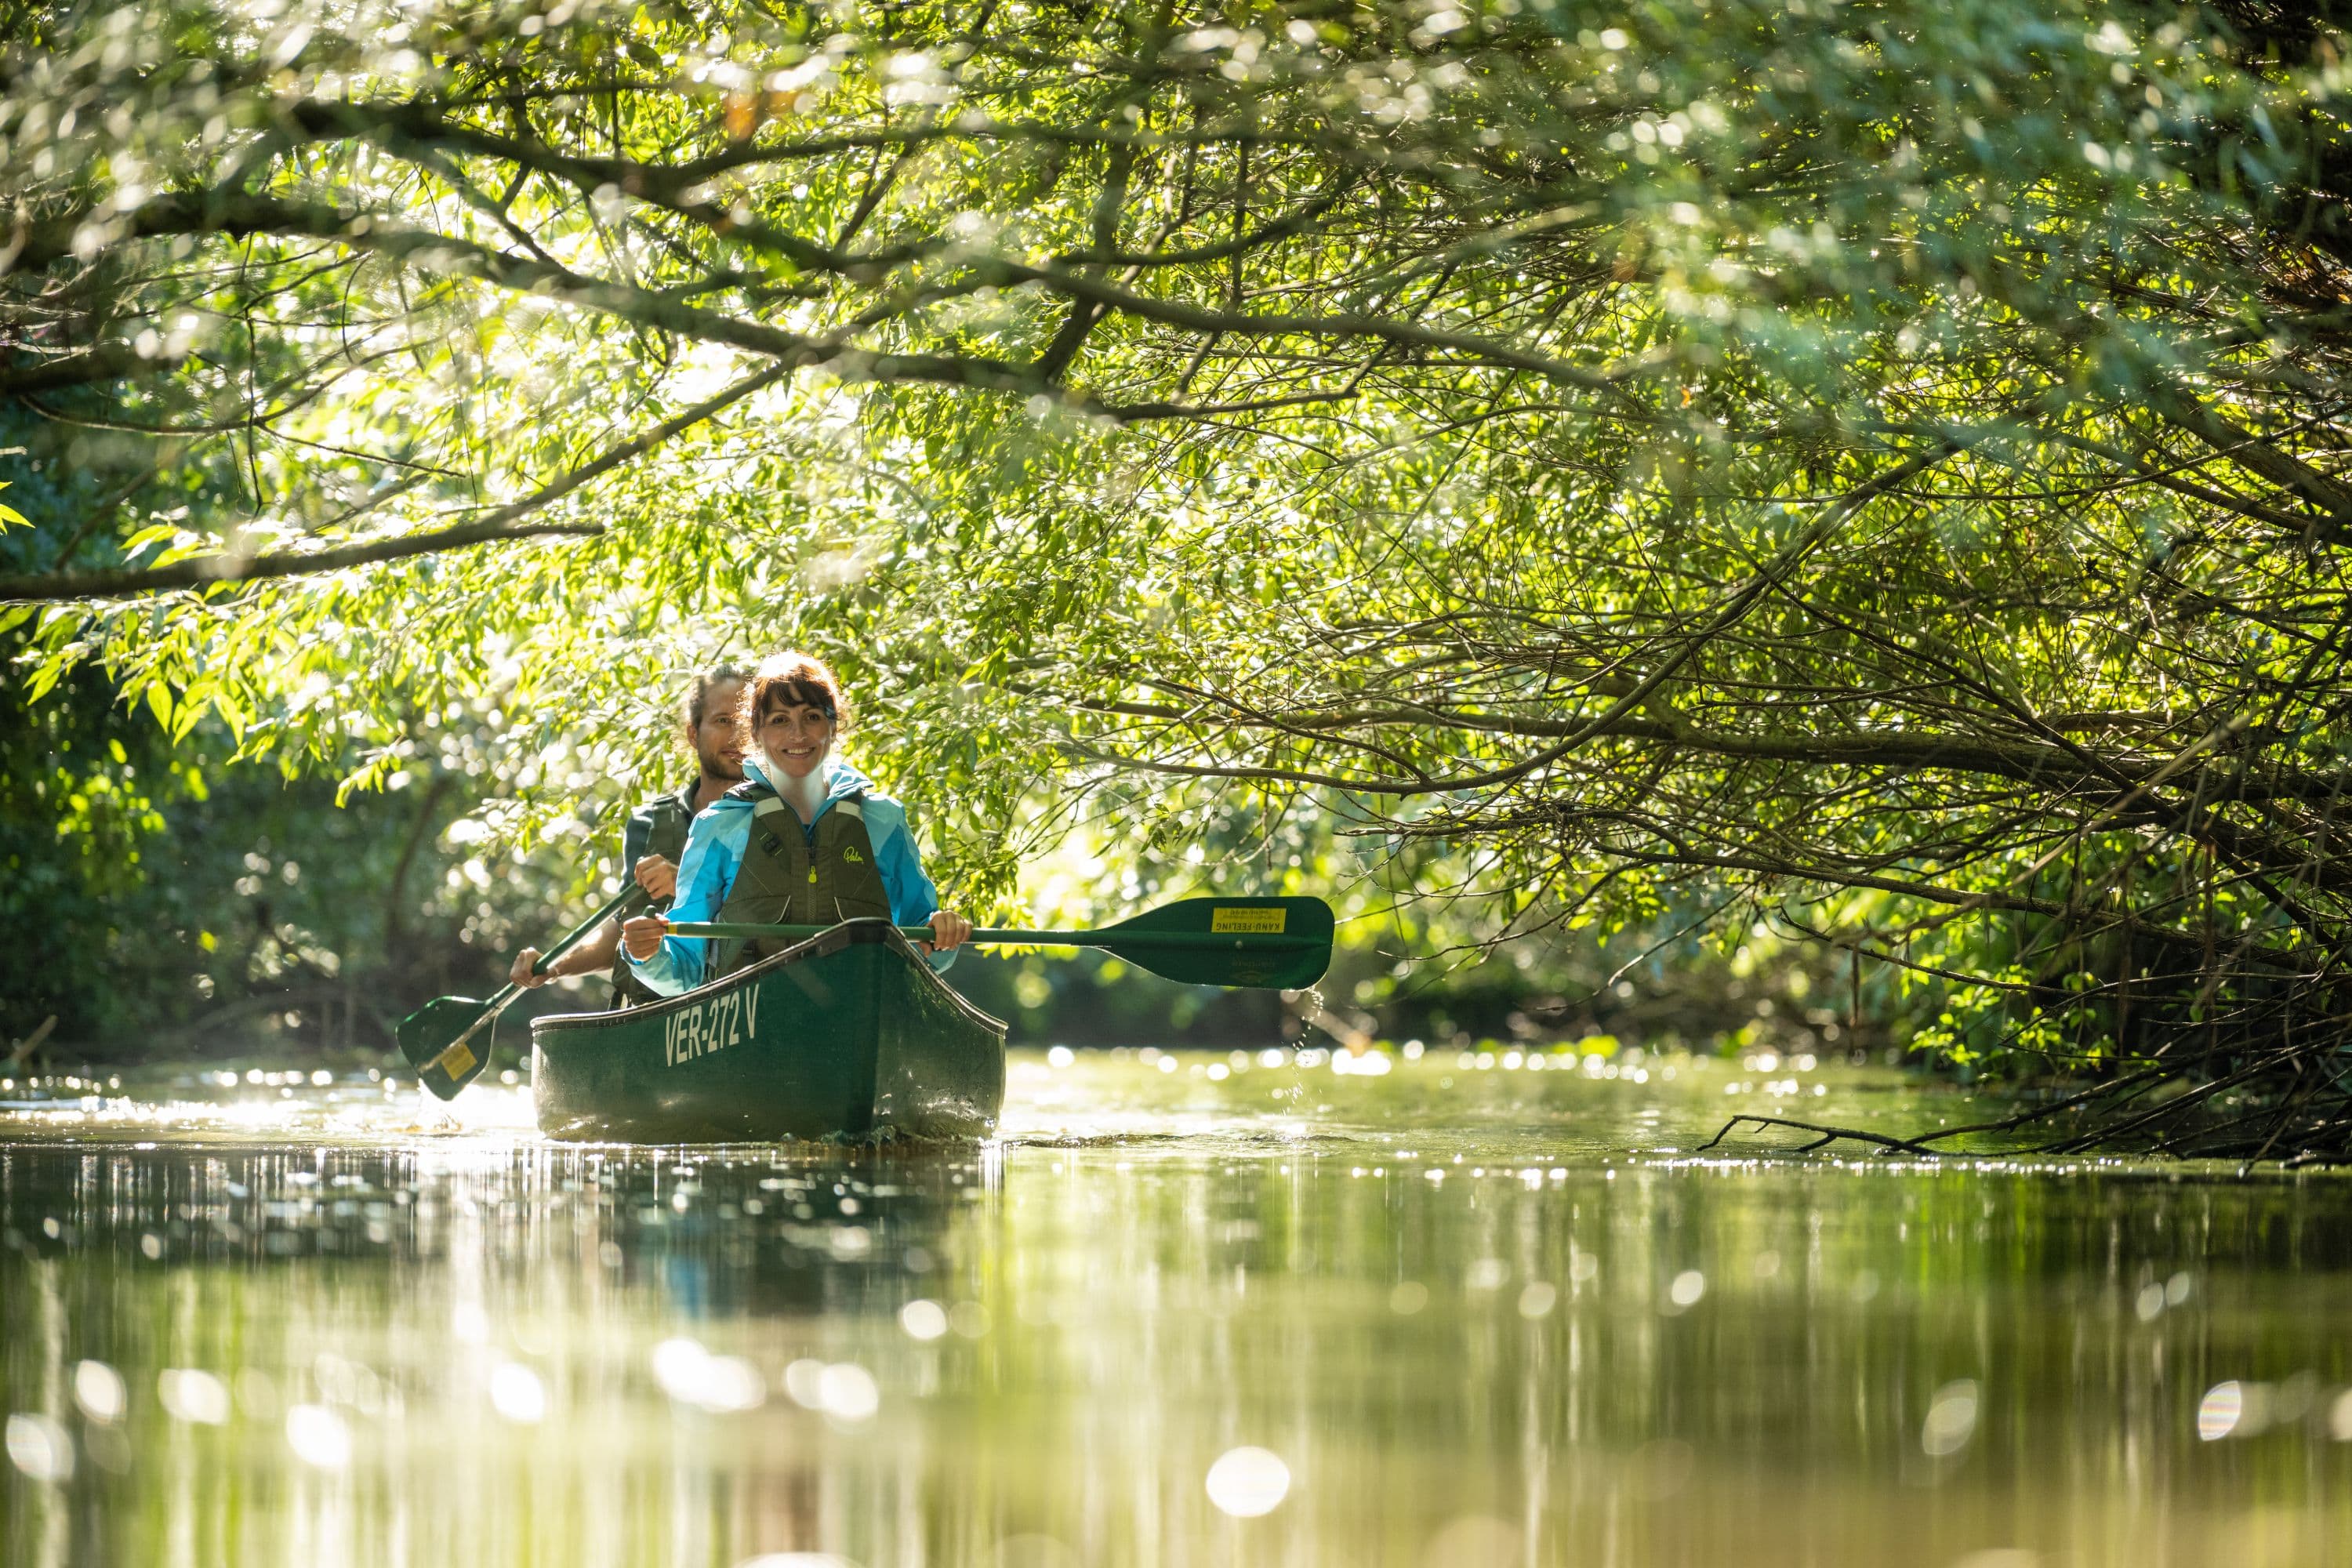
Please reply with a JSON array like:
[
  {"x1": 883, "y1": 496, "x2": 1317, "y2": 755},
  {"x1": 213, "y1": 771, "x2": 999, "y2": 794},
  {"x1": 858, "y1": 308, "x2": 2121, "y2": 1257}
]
[{"x1": 2, "y1": 1047, "x2": 2350, "y2": 1565}]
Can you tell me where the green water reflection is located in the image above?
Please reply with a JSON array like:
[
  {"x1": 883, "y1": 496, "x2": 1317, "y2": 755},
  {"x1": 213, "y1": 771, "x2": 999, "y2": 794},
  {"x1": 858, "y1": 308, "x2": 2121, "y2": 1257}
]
[{"x1": 2, "y1": 1047, "x2": 2348, "y2": 1566}]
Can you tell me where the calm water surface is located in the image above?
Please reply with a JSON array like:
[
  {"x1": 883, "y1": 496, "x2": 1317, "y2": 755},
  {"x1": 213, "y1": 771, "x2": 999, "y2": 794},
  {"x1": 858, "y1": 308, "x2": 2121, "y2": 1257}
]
[{"x1": 2, "y1": 1046, "x2": 2347, "y2": 1566}]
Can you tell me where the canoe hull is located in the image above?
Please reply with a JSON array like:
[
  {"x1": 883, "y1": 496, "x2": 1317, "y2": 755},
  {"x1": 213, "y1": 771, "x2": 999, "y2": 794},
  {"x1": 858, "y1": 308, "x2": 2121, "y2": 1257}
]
[{"x1": 529, "y1": 920, "x2": 1006, "y2": 1142}]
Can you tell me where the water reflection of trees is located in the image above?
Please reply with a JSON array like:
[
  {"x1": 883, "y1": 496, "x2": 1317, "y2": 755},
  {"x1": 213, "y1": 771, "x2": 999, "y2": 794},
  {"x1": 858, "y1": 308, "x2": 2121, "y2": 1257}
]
[
  {"x1": 3, "y1": 1130, "x2": 2350, "y2": 1563},
  {"x1": 0, "y1": 1142, "x2": 992, "y2": 1311}
]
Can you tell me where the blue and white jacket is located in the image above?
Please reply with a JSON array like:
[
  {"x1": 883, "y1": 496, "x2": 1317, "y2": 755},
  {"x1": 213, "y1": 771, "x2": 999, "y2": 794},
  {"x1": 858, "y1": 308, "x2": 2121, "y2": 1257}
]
[{"x1": 625, "y1": 756, "x2": 951, "y2": 996}]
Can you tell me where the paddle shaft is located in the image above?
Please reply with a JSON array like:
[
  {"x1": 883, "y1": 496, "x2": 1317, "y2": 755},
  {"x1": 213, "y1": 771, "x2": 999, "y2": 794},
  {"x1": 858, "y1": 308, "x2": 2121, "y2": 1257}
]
[
  {"x1": 447, "y1": 884, "x2": 646, "y2": 1054},
  {"x1": 630, "y1": 896, "x2": 1335, "y2": 993},
  {"x1": 660, "y1": 920, "x2": 1325, "y2": 952}
]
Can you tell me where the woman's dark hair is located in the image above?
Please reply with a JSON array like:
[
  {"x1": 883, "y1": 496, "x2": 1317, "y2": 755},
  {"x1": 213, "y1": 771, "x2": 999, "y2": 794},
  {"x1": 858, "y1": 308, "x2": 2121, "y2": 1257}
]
[
  {"x1": 741, "y1": 650, "x2": 851, "y2": 734},
  {"x1": 681, "y1": 666, "x2": 747, "y2": 745}
]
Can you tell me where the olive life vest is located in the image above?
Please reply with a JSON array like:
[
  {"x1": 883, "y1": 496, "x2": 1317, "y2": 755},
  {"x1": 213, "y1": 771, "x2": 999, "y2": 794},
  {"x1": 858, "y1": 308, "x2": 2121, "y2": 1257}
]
[
  {"x1": 608, "y1": 787, "x2": 695, "y2": 1007},
  {"x1": 710, "y1": 782, "x2": 891, "y2": 975}
]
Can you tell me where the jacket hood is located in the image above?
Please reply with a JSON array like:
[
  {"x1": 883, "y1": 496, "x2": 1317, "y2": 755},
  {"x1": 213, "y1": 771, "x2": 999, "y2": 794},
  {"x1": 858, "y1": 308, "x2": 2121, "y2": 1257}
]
[{"x1": 742, "y1": 754, "x2": 876, "y2": 805}]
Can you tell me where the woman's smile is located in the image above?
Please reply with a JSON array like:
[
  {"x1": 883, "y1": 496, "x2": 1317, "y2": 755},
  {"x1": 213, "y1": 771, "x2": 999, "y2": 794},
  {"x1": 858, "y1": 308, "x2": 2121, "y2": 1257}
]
[{"x1": 756, "y1": 702, "x2": 834, "y2": 777}]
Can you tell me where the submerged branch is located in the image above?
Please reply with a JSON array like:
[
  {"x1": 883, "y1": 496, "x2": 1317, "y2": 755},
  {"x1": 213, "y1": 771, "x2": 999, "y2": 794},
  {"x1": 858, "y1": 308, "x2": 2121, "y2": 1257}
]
[{"x1": 1694, "y1": 1115, "x2": 1946, "y2": 1157}]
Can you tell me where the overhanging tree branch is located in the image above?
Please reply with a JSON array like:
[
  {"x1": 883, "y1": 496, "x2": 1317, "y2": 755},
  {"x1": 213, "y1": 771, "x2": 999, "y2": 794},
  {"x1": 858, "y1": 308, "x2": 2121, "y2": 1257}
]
[
  {"x1": 0, "y1": 514, "x2": 600, "y2": 601},
  {"x1": 0, "y1": 358, "x2": 791, "y2": 602}
]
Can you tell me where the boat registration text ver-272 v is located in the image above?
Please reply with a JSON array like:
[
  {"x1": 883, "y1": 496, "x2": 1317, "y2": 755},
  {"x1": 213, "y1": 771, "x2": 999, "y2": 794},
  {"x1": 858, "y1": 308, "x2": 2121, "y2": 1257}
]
[{"x1": 660, "y1": 977, "x2": 758, "y2": 1066}]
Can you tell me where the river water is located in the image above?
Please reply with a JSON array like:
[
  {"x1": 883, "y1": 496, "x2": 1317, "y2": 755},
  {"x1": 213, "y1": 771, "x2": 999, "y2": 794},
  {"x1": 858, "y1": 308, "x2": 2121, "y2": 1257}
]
[{"x1": 1, "y1": 1045, "x2": 2347, "y2": 1566}]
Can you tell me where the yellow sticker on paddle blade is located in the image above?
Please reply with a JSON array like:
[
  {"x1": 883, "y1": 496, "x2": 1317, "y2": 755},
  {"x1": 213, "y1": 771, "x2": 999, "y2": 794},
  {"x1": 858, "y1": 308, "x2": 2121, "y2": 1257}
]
[
  {"x1": 433, "y1": 1041, "x2": 477, "y2": 1081},
  {"x1": 1210, "y1": 907, "x2": 1288, "y2": 934}
]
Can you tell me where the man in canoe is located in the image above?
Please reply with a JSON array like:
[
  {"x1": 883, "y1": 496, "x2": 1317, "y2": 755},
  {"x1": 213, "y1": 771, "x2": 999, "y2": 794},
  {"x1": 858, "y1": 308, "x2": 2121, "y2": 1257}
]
[
  {"x1": 508, "y1": 666, "x2": 746, "y2": 1004},
  {"x1": 619, "y1": 651, "x2": 971, "y2": 993}
]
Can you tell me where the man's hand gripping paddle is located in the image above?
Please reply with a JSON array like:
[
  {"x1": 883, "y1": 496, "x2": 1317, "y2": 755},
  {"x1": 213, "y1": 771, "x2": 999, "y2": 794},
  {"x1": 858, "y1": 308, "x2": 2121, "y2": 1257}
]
[{"x1": 396, "y1": 884, "x2": 642, "y2": 1101}]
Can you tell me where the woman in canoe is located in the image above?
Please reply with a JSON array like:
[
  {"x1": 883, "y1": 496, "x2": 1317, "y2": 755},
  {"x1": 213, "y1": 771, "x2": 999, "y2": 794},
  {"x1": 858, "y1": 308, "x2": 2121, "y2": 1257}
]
[{"x1": 619, "y1": 652, "x2": 971, "y2": 993}]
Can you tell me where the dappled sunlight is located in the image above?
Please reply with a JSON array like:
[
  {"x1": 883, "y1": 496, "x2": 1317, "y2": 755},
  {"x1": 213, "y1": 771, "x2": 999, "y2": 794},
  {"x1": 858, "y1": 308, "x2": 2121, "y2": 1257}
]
[
  {"x1": 998, "y1": 1040, "x2": 1940, "y2": 1165},
  {"x1": 0, "y1": 1068, "x2": 539, "y2": 1145}
]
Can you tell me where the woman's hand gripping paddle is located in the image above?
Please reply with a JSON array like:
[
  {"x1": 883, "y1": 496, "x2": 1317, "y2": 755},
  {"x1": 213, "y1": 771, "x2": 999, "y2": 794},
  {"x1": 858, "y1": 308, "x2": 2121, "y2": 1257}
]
[
  {"x1": 665, "y1": 894, "x2": 1336, "y2": 990},
  {"x1": 396, "y1": 884, "x2": 643, "y2": 1101}
]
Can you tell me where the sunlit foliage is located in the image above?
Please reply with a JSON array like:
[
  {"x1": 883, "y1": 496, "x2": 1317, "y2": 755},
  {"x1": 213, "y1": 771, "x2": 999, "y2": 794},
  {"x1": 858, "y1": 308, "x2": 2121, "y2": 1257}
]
[{"x1": 6, "y1": 0, "x2": 2352, "y2": 1149}]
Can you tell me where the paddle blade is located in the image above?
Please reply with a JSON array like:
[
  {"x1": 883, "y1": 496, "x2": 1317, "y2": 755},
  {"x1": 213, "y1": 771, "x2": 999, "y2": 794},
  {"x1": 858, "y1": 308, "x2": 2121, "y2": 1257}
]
[
  {"x1": 1099, "y1": 896, "x2": 1334, "y2": 989},
  {"x1": 395, "y1": 996, "x2": 498, "y2": 1101}
]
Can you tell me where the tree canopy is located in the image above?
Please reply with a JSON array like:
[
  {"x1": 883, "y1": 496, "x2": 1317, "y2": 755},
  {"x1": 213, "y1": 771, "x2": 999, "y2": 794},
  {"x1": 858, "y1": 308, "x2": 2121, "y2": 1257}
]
[{"x1": 8, "y1": 0, "x2": 2352, "y2": 1153}]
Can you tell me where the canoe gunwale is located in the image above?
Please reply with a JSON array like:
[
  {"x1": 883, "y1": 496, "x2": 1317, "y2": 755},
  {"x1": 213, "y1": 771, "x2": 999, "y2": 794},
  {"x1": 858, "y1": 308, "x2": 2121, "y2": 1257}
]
[{"x1": 528, "y1": 917, "x2": 1004, "y2": 1043}]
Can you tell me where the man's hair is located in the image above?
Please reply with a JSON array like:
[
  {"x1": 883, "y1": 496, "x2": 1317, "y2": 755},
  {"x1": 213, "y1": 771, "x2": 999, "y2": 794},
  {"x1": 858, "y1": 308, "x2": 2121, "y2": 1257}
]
[
  {"x1": 742, "y1": 650, "x2": 851, "y2": 733},
  {"x1": 681, "y1": 666, "x2": 748, "y2": 743}
]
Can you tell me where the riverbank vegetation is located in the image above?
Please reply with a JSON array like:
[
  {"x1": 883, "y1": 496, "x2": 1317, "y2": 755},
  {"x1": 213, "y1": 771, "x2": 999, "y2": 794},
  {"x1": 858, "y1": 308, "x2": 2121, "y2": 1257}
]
[
  {"x1": 6, "y1": 0, "x2": 2352, "y2": 1156},
  {"x1": 3, "y1": 648, "x2": 1833, "y2": 1065}
]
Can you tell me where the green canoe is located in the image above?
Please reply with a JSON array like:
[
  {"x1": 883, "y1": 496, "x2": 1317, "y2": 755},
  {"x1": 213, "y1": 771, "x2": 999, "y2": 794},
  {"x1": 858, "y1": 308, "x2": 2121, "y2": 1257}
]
[{"x1": 529, "y1": 918, "x2": 1007, "y2": 1142}]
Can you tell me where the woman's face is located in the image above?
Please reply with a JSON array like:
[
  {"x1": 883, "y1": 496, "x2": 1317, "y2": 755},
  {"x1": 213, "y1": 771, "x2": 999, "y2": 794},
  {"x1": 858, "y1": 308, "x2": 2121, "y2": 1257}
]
[{"x1": 753, "y1": 699, "x2": 834, "y2": 781}]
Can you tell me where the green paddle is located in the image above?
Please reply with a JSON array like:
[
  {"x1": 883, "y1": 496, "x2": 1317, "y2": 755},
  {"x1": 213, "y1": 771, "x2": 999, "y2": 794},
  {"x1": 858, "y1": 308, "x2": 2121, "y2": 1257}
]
[
  {"x1": 397, "y1": 884, "x2": 644, "y2": 1100},
  {"x1": 662, "y1": 894, "x2": 1335, "y2": 991}
]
